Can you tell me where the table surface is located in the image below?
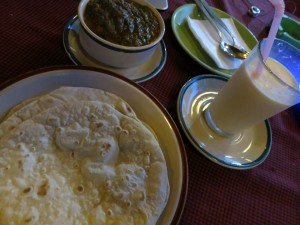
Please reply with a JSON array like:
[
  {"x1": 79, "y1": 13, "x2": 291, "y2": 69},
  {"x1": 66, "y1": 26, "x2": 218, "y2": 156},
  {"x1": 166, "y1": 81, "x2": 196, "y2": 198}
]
[{"x1": 1, "y1": 0, "x2": 300, "y2": 224}]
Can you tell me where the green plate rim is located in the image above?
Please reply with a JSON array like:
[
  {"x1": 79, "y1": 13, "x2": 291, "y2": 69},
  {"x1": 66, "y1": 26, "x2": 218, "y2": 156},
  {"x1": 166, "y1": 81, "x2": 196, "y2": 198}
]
[{"x1": 171, "y1": 4, "x2": 258, "y2": 77}]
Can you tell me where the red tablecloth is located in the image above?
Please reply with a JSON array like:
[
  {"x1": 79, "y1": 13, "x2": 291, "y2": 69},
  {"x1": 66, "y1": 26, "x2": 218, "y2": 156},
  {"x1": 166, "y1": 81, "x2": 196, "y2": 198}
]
[{"x1": 1, "y1": 0, "x2": 300, "y2": 224}]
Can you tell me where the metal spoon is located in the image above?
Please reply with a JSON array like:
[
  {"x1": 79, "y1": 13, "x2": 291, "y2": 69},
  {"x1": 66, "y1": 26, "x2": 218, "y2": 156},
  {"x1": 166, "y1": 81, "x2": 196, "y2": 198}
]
[
  {"x1": 195, "y1": 0, "x2": 249, "y2": 59},
  {"x1": 199, "y1": 0, "x2": 248, "y2": 52}
]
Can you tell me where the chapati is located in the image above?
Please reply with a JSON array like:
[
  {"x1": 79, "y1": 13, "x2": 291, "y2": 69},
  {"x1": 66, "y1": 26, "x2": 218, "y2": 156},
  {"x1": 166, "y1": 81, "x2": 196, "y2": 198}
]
[
  {"x1": 0, "y1": 88, "x2": 169, "y2": 225},
  {"x1": 0, "y1": 86, "x2": 138, "y2": 138}
]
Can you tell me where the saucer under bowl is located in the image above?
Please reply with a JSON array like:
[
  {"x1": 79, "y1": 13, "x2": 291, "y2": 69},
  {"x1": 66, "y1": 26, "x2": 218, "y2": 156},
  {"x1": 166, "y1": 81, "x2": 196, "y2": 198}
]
[{"x1": 63, "y1": 16, "x2": 167, "y2": 83}]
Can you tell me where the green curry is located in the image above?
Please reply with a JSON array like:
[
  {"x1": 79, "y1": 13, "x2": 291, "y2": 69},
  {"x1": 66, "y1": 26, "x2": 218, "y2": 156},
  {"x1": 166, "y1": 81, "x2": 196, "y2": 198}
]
[{"x1": 84, "y1": 0, "x2": 160, "y2": 47}]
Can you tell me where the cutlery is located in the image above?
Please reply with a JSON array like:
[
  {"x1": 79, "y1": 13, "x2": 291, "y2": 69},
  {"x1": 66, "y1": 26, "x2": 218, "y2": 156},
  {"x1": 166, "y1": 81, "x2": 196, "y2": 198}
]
[
  {"x1": 195, "y1": 0, "x2": 249, "y2": 59},
  {"x1": 199, "y1": 0, "x2": 248, "y2": 53}
]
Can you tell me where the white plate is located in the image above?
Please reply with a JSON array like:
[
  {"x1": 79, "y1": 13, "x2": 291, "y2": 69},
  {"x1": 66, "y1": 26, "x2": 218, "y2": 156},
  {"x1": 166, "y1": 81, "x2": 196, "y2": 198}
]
[
  {"x1": 177, "y1": 74, "x2": 272, "y2": 169},
  {"x1": 63, "y1": 16, "x2": 167, "y2": 83},
  {"x1": 0, "y1": 66, "x2": 188, "y2": 224}
]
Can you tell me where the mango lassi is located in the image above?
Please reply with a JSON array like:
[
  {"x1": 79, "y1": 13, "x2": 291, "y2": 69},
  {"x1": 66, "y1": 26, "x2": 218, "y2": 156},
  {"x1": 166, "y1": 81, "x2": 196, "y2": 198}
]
[{"x1": 207, "y1": 57, "x2": 299, "y2": 135}]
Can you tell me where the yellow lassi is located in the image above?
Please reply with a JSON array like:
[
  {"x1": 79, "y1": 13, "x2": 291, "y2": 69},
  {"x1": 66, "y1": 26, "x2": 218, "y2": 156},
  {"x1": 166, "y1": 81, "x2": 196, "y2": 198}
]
[{"x1": 207, "y1": 58, "x2": 299, "y2": 135}]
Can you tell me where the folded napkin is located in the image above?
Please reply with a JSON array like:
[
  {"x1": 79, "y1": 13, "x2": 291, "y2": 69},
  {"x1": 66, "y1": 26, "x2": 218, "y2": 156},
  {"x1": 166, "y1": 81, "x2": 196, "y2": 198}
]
[{"x1": 187, "y1": 16, "x2": 250, "y2": 70}]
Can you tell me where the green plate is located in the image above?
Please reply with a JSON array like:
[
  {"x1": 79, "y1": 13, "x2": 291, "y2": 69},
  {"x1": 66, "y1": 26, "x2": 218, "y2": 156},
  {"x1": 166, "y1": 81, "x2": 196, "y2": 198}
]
[
  {"x1": 171, "y1": 4, "x2": 258, "y2": 77},
  {"x1": 277, "y1": 14, "x2": 300, "y2": 50}
]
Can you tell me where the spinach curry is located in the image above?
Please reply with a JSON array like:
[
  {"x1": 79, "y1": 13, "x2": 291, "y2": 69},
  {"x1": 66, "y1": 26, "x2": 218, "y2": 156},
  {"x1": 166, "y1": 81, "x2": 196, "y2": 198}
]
[{"x1": 84, "y1": 0, "x2": 160, "y2": 47}]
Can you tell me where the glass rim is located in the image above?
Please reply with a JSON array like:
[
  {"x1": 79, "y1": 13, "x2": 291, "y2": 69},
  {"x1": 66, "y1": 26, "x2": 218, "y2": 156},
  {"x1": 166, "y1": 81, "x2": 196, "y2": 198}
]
[{"x1": 258, "y1": 38, "x2": 300, "y2": 94}]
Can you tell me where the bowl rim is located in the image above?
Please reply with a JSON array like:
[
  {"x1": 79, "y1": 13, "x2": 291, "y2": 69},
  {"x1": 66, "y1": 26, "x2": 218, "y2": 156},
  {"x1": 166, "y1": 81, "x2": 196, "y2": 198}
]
[{"x1": 78, "y1": 0, "x2": 165, "y2": 51}]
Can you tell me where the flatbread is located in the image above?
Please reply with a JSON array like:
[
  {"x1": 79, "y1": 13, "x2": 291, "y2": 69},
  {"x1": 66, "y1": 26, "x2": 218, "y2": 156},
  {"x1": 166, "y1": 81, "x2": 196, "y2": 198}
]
[
  {"x1": 0, "y1": 100, "x2": 169, "y2": 225},
  {"x1": 0, "y1": 86, "x2": 138, "y2": 138}
]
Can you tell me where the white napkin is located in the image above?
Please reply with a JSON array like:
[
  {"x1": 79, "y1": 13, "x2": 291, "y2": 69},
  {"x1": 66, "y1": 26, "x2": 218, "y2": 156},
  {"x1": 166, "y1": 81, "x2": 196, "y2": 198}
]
[{"x1": 186, "y1": 16, "x2": 250, "y2": 70}]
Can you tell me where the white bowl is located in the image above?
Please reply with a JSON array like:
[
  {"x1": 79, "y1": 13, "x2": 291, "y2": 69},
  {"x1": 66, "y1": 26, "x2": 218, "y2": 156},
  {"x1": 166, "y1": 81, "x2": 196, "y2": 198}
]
[{"x1": 78, "y1": 0, "x2": 165, "y2": 68}]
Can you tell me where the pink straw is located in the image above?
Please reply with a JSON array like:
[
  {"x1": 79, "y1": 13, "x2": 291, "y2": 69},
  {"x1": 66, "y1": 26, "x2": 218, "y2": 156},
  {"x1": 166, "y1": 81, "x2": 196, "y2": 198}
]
[{"x1": 262, "y1": 0, "x2": 285, "y2": 61}]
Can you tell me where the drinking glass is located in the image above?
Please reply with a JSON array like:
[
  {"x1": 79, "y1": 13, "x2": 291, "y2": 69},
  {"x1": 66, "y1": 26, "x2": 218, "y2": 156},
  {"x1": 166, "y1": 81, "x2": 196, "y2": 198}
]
[{"x1": 205, "y1": 38, "x2": 300, "y2": 136}]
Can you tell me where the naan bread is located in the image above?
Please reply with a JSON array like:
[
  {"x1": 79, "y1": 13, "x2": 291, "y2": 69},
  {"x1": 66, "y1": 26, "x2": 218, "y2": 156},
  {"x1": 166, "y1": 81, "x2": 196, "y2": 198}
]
[
  {"x1": 0, "y1": 92, "x2": 169, "y2": 225},
  {"x1": 0, "y1": 87, "x2": 138, "y2": 138}
]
